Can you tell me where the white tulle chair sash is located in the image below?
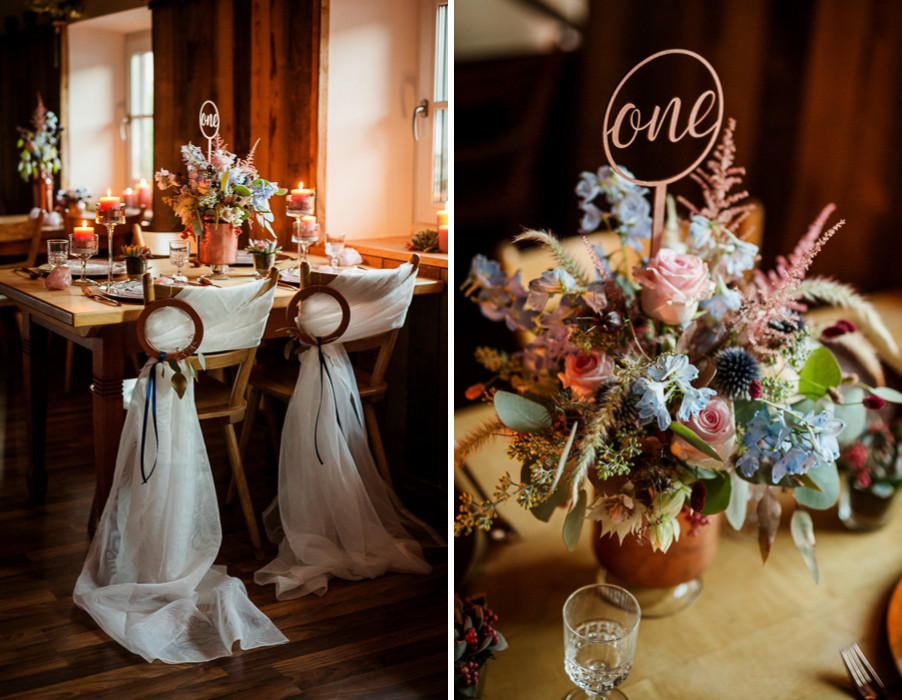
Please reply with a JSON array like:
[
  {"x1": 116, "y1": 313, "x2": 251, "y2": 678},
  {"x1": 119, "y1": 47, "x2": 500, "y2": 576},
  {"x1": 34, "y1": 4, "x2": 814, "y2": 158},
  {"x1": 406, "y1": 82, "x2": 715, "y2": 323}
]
[
  {"x1": 73, "y1": 278, "x2": 287, "y2": 663},
  {"x1": 255, "y1": 263, "x2": 438, "y2": 599}
]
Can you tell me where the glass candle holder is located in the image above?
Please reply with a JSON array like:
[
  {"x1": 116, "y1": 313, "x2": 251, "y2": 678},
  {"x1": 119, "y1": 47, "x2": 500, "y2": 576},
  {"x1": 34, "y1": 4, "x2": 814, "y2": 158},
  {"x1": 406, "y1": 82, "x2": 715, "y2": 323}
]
[
  {"x1": 291, "y1": 217, "x2": 319, "y2": 266},
  {"x1": 69, "y1": 233, "x2": 99, "y2": 286},
  {"x1": 95, "y1": 197, "x2": 125, "y2": 290}
]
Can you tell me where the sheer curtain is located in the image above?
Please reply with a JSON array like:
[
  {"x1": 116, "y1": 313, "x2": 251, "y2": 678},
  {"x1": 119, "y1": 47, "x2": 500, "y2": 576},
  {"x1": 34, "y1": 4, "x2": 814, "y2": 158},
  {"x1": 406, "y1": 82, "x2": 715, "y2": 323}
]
[
  {"x1": 255, "y1": 264, "x2": 438, "y2": 600},
  {"x1": 74, "y1": 280, "x2": 287, "y2": 663}
]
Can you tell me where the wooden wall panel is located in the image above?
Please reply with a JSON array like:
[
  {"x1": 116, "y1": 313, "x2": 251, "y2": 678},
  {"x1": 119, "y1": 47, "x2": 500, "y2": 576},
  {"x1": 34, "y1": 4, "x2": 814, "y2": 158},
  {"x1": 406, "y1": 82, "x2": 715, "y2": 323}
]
[{"x1": 150, "y1": 0, "x2": 320, "y2": 247}]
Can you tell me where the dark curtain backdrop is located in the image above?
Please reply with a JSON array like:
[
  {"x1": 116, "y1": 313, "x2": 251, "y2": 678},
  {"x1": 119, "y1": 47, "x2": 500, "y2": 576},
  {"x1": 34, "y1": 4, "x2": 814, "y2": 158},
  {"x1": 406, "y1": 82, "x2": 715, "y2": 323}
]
[
  {"x1": 0, "y1": 24, "x2": 62, "y2": 215},
  {"x1": 455, "y1": 0, "x2": 902, "y2": 406}
]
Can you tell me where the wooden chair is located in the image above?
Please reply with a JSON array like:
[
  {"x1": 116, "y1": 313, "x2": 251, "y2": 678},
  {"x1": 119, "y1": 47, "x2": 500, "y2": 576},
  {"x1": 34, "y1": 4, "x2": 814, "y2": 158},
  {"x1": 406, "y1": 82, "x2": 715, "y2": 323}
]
[
  {"x1": 0, "y1": 211, "x2": 45, "y2": 269},
  {"x1": 135, "y1": 267, "x2": 280, "y2": 557},
  {"x1": 132, "y1": 224, "x2": 186, "y2": 257},
  {"x1": 237, "y1": 254, "x2": 420, "y2": 488}
]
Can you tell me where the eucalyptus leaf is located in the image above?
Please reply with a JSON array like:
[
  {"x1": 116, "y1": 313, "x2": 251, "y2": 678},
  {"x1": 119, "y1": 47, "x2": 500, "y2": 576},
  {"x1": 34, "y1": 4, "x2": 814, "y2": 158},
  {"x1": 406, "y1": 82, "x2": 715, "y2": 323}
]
[
  {"x1": 798, "y1": 347, "x2": 842, "y2": 400},
  {"x1": 700, "y1": 473, "x2": 731, "y2": 515},
  {"x1": 870, "y1": 386, "x2": 902, "y2": 404},
  {"x1": 550, "y1": 422, "x2": 578, "y2": 492},
  {"x1": 795, "y1": 460, "x2": 839, "y2": 510},
  {"x1": 725, "y1": 472, "x2": 750, "y2": 530},
  {"x1": 834, "y1": 387, "x2": 865, "y2": 444},
  {"x1": 220, "y1": 171, "x2": 229, "y2": 193},
  {"x1": 790, "y1": 509, "x2": 819, "y2": 582},
  {"x1": 196, "y1": 352, "x2": 206, "y2": 371},
  {"x1": 530, "y1": 485, "x2": 567, "y2": 523},
  {"x1": 275, "y1": 187, "x2": 288, "y2": 196},
  {"x1": 734, "y1": 399, "x2": 766, "y2": 424},
  {"x1": 757, "y1": 487, "x2": 782, "y2": 563},
  {"x1": 494, "y1": 391, "x2": 552, "y2": 433},
  {"x1": 167, "y1": 358, "x2": 180, "y2": 374},
  {"x1": 233, "y1": 184, "x2": 252, "y2": 197},
  {"x1": 562, "y1": 488, "x2": 587, "y2": 552},
  {"x1": 284, "y1": 340, "x2": 294, "y2": 361},
  {"x1": 670, "y1": 422, "x2": 723, "y2": 462}
]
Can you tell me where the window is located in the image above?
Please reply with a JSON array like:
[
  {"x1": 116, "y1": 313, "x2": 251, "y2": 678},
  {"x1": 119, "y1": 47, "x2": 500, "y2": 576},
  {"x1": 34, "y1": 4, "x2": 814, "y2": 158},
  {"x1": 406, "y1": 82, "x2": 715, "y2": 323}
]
[
  {"x1": 414, "y1": 0, "x2": 448, "y2": 227},
  {"x1": 124, "y1": 30, "x2": 153, "y2": 183}
]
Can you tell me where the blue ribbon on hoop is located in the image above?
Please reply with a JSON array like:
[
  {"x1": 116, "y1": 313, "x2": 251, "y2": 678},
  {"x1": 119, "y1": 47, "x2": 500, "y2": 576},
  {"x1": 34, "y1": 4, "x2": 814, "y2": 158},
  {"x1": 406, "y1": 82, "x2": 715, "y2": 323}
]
[
  {"x1": 140, "y1": 351, "x2": 166, "y2": 483},
  {"x1": 313, "y1": 337, "x2": 343, "y2": 465}
]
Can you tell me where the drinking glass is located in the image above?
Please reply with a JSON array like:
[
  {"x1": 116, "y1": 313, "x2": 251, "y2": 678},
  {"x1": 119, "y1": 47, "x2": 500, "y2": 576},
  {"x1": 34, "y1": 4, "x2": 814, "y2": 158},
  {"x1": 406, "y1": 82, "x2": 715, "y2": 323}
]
[
  {"x1": 563, "y1": 584, "x2": 640, "y2": 699},
  {"x1": 69, "y1": 233, "x2": 99, "y2": 286},
  {"x1": 325, "y1": 231, "x2": 346, "y2": 269},
  {"x1": 169, "y1": 240, "x2": 190, "y2": 282},
  {"x1": 47, "y1": 239, "x2": 69, "y2": 268},
  {"x1": 291, "y1": 218, "x2": 319, "y2": 267}
]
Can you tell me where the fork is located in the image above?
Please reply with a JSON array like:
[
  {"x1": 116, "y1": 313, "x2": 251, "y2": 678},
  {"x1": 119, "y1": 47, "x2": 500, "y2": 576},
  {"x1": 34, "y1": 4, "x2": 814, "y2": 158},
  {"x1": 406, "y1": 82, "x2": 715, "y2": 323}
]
[{"x1": 841, "y1": 643, "x2": 887, "y2": 699}]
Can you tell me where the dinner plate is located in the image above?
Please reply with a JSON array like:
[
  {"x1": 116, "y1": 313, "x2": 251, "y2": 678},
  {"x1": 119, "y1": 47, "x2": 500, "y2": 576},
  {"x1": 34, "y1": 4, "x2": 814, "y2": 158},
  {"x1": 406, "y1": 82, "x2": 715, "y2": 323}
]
[
  {"x1": 888, "y1": 574, "x2": 902, "y2": 674},
  {"x1": 98, "y1": 279, "x2": 145, "y2": 302},
  {"x1": 40, "y1": 260, "x2": 127, "y2": 277},
  {"x1": 279, "y1": 264, "x2": 339, "y2": 284}
]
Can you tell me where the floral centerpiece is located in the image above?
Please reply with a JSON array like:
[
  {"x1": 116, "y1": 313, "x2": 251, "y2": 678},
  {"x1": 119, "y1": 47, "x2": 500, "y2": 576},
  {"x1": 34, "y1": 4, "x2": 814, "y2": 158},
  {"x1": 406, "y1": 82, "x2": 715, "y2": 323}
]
[
  {"x1": 17, "y1": 93, "x2": 61, "y2": 211},
  {"x1": 154, "y1": 136, "x2": 286, "y2": 258},
  {"x1": 454, "y1": 594, "x2": 507, "y2": 698},
  {"x1": 56, "y1": 186, "x2": 90, "y2": 215},
  {"x1": 455, "y1": 120, "x2": 900, "y2": 579},
  {"x1": 837, "y1": 418, "x2": 902, "y2": 530}
]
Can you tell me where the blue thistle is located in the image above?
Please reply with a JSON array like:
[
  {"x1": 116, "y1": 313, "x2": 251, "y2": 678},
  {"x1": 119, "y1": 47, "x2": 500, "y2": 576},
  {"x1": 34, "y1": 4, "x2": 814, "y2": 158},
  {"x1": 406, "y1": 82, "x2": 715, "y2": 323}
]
[{"x1": 712, "y1": 347, "x2": 760, "y2": 400}]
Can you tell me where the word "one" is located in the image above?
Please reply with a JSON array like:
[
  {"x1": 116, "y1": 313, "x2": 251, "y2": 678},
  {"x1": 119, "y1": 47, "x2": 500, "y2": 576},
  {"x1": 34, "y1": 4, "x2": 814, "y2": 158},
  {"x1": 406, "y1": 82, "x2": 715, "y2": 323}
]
[{"x1": 606, "y1": 91, "x2": 717, "y2": 149}]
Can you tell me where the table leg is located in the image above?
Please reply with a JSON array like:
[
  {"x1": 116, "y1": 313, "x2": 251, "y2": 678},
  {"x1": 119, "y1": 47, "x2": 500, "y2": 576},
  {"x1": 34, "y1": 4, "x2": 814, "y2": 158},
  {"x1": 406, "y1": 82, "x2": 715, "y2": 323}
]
[
  {"x1": 88, "y1": 324, "x2": 125, "y2": 530},
  {"x1": 21, "y1": 311, "x2": 48, "y2": 504}
]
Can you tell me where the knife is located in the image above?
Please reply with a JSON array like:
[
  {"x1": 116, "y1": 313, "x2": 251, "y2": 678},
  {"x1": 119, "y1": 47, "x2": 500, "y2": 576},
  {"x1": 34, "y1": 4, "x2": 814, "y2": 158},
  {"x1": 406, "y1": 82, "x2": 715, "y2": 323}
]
[{"x1": 82, "y1": 286, "x2": 121, "y2": 306}]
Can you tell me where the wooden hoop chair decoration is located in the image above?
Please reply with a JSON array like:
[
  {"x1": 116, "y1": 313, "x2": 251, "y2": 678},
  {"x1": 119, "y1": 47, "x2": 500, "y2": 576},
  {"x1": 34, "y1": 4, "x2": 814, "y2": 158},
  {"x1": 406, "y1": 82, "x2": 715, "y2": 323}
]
[
  {"x1": 136, "y1": 298, "x2": 204, "y2": 361},
  {"x1": 285, "y1": 285, "x2": 351, "y2": 347}
]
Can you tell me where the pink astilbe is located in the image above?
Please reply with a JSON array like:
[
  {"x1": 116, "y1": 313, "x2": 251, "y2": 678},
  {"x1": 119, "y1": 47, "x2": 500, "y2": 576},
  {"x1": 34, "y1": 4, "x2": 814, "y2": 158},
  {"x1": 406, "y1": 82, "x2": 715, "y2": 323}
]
[
  {"x1": 741, "y1": 204, "x2": 844, "y2": 355},
  {"x1": 30, "y1": 92, "x2": 48, "y2": 132},
  {"x1": 582, "y1": 235, "x2": 609, "y2": 281},
  {"x1": 678, "y1": 118, "x2": 754, "y2": 233},
  {"x1": 236, "y1": 137, "x2": 260, "y2": 173}
]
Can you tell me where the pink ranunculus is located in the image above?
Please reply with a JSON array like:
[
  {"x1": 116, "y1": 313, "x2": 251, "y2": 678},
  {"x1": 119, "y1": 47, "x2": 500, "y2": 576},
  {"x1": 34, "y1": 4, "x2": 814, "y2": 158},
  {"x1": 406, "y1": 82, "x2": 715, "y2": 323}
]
[
  {"x1": 635, "y1": 248, "x2": 714, "y2": 326},
  {"x1": 558, "y1": 350, "x2": 614, "y2": 399},
  {"x1": 671, "y1": 395, "x2": 736, "y2": 466}
]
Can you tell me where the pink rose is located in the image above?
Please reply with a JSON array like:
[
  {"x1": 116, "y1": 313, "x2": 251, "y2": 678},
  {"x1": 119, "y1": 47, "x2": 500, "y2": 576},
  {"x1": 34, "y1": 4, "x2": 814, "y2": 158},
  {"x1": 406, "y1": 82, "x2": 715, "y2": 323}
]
[
  {"x1": 635, "y1": 249, "x2": 713, "y2": 326},
  {"x1": 558, "y1": 350, "x2": 614, "y2": 399},
  {"x1": 671, "y1": 395, "x2": 736, "y2": 466}
]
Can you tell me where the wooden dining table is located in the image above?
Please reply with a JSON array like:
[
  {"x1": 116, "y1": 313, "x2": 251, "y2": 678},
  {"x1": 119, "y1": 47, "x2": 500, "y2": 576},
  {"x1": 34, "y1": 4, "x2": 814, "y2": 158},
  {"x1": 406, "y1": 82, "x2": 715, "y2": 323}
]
[
  {"x1": 456, "y1": 404, "x2": 902, "y2": 699},
  {"x1": 0, "y1": 254, "x2": 443, "y2": 529}
]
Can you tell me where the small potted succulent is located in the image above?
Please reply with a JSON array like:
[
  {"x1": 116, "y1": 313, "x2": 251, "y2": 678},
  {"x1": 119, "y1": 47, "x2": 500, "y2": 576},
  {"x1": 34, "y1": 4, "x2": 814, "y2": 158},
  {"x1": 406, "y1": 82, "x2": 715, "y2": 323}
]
[
  {"x1": 837, "y1": 419, "x2": 902, "y2": 531},
  {"x1": 454, "y1": 594, "x2": 507, "y2": 699},
  {"x1": 247, "y1": 238, "x2": 281, "y2": 277},
  {"x1": 121, "y1": 244, "x2": 152, "y2": 278}
]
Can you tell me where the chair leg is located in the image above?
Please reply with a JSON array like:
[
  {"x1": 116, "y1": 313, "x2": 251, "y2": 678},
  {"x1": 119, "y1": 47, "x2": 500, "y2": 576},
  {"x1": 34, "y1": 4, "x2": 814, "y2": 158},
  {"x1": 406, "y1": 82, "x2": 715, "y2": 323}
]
[
  {"x1": 223, "y1": 422, "x2": 264, "y2": 559},
  {"x1": 230, "y1": 385, "x2": 262, "y2": 506},
  {"x1": 364, "y1": 403, "x2": 393, "y2": 487},
  {"x1": 64, "y1": 340, "x2": 74, "y2": 395}
]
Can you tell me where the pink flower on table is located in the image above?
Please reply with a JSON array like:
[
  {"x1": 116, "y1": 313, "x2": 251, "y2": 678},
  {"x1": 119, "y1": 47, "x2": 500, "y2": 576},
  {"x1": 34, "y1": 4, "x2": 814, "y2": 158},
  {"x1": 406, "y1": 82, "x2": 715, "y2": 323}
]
[
  {"x1": 558, "y1": 350, "x2": 614, "y2": 399},
  {"x1": 671, "y1": 395, "x2": 736, "y2": 466},
  {"x1": 634, "y1": 248, "x2": 714, "y2": 326}
]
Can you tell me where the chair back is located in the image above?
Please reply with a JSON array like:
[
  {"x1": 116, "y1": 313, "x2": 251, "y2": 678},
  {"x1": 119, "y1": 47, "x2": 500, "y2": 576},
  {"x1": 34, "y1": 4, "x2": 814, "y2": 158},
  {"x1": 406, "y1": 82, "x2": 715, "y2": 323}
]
[
  {"x1": 139, "y1": 268, "x2": 279, "y2": 416},
  {"x1": 296, "y1": 255, "x2": 419, "y2": 390},
  {"x1": 0, "y1": 211, "x2": 45, "y2": 267},
  {"x1": 133, "y1": 225, "x2": 188, "y2": 257}
]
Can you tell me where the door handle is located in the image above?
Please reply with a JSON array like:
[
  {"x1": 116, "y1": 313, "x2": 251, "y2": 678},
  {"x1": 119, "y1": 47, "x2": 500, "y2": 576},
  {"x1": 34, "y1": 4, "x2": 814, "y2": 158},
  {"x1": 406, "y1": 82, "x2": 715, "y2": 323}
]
[{"x1": 412, "y1": 99, "x2": 428, "y2": 141}]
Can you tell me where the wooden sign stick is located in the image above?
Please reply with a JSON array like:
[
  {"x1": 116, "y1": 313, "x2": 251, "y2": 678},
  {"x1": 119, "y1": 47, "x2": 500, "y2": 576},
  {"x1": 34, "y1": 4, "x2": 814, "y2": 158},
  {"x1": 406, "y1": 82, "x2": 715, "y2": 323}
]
[{"x1": 651, "y1": 183, "x2": 667, "y2": 259}]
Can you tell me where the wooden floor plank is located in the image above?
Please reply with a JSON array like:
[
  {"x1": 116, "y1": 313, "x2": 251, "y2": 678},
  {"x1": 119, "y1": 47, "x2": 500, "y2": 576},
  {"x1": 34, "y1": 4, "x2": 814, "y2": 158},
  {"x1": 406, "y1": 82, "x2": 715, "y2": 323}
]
[{"x1": 0, "y1": 327, "x2": 448, "y2": 698}]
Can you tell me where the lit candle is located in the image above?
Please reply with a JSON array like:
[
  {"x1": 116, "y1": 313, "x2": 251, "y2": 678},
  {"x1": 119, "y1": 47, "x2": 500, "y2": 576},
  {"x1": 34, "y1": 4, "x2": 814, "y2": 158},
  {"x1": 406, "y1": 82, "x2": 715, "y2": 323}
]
[
  {"x1": 74, "y1": 220, "x2": 94, "y2": 243},
  {"x1": 437, "y1": 209, "x2": 448, "y2": 227},
  {"x1": 438, "y1": 224, "x2": 448, "y2": 253},
  {"x1": 287, "y1": 181, "x2": 315, "y2": 215},
  {"x1": 123, "y1": 187, "x2": 138, "y2": 209},
  {"x1": 301, "y1": 215, "x2": 317, "y2": 233},
  {"x1": 136, "y1": 178, "x2": 152, "y2": 209},
  {"x1": 98, "y1": 189, "x2": 120, "y2": 212}
]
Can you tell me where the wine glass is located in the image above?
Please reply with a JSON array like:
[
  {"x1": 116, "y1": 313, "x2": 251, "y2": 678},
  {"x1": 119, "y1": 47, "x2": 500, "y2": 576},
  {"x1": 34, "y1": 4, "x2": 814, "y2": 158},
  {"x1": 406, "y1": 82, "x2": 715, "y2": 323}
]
[
  {"x1": 563, "y1": 584, "x2": 640, "y2": 699},
  {"x1": 169, "y1": 240, "x2": 190, "y2": 282},
  {"x1": 291, "y1": 217, "x2": 319, "y2": 267},
  {"x1": 325, "y1": 231, "x2": 346, "y2": 270},
  {"x1": 47, "y1": 239, "x2": 69, "y2": 268},
  {"x1": 69, "y1": 233, "x2": 99, "y2": 286}
]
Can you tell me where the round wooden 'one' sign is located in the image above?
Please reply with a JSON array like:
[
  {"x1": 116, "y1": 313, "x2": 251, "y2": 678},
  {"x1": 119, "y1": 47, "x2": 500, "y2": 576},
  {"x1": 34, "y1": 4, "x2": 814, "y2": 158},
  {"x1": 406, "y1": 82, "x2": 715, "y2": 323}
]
[
  {"x1": 198, "y1": 100, "x2": 221, "y2": 141},
  {"x1": 602, "y1": 49, "x2": 724, "y2": 187}
]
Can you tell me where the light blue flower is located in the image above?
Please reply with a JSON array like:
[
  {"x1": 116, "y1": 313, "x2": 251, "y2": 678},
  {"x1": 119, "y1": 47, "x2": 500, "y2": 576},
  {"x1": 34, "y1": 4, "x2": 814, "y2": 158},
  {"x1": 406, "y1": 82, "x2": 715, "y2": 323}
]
[
  {"x1": 615, "y1": 193, "x2": 652, "y2": 251},
  {"x1": 677, "y1": 385, "x2": 716, "y2": 422},
  {"x1": 700, "y1": 280, "x2": 742, "y2": 320},
  {"x1": 689, "y1": 215, "x2": 713, "y2": 251},
  {"x1": 720, "y1": 238, "x2": 758, "y2": 278},
  {"x1": 634, "y1": 378, "x2": 671, "y2": 431},
  {"x1": 648, "y1": 353, "x2": 698, "y2": 390},
  {"x1": 737, "y1": 446, "x2": 761, "y2": 478},
  {"x1": 579, "y1": 201, "x2": 602, "y2": 233},
  {"x1": 526, "y1": 268, "x2": 577, "y2": 311}
]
